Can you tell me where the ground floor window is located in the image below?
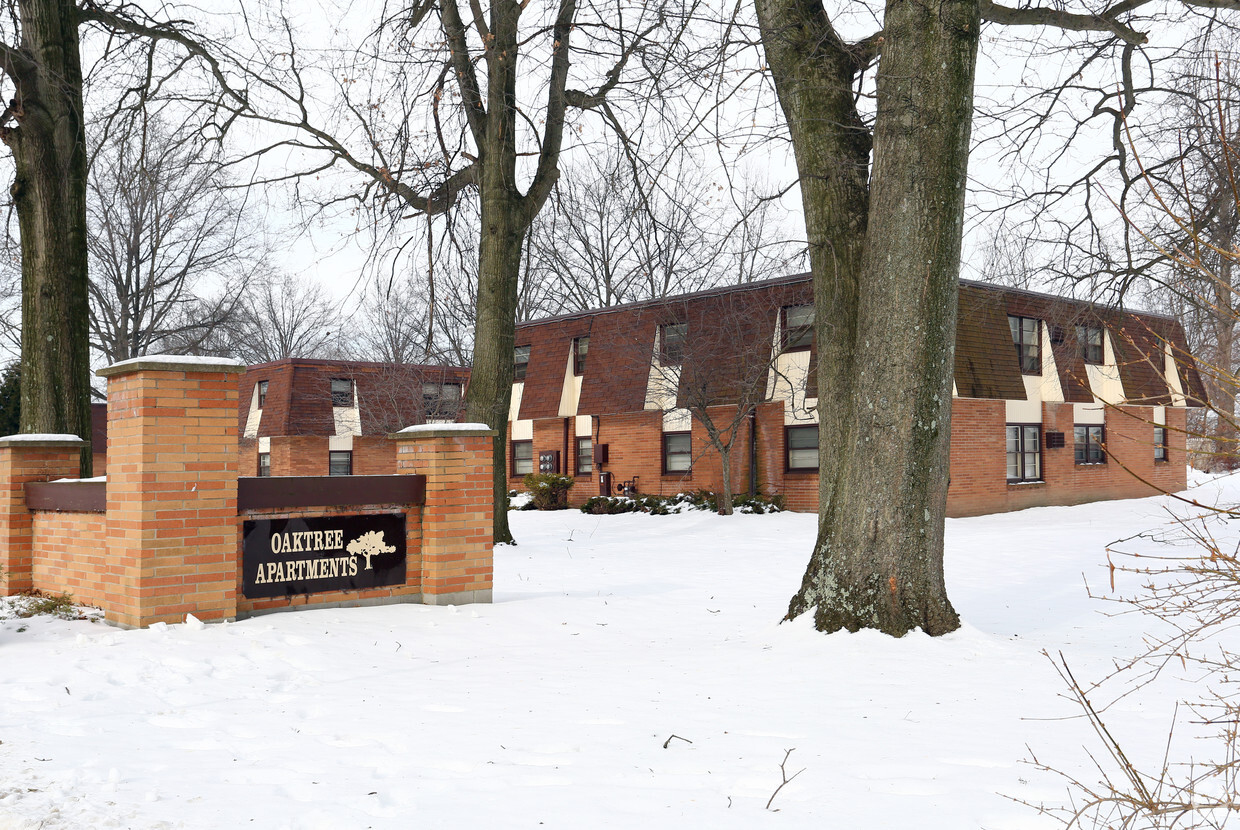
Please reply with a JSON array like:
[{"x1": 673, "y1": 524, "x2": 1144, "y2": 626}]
[
  {"x1": 1074, "y1": 425, "x2": 1106, "y2": 464},
  {"x1": 786, "y1": 425, "x2": 819, "y2": 471},
  {"x1": 576, "y1": 437, "x2": 593, "y2": 475},
  {"x1": 328, "y1": 450, "x2": 353, "y2": 476},
  {"x1": 662, "y1": 432, "x2": 692, "y2": 474},
  {"x1": 512, "y1": 440, "x2": 533, "y2": 476},
  {"x1": 257, "y1": 452, "x2": 271, "y2": 477},
  {"x1": 1006, "y1": 424, "x2": 1042, "y2": 482},
  {"x1": 1154, "y1": 426, "x2": 1168, "y2": 462}
]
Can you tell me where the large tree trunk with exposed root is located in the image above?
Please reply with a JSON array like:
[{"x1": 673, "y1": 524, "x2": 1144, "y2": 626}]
[
  {"x1": 1, "y1": 0, "x2": 92, "y2": 474},
  {"x1": 758, "y1": 0, "x2": 977, "y2": 636}
]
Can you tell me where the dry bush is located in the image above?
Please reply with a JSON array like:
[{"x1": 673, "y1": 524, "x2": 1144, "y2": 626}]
[{"x1": 1022, "y1": 62, "x2": 1240, "y2": 829}]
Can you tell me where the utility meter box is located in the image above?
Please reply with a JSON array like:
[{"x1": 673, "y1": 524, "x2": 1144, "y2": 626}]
[{"x1": 538, "y1": 450, "x2": 561, "y2": 474}]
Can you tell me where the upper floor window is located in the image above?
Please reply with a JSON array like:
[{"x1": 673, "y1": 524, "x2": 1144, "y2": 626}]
[
  {"x1": 782, "y1": 305, "x2": 814, "y2": 352},
  {"x1": 1077, "y1": 325, "x2": 1104, "y2": 365},
  {"x1": 330, "y1": 378, "x2": 354, "y2": 407},
  {"x1": 257, "y1": 452, "x2": 271, "y2": 477},
  {"x1": 514, "y1": 345, "x2": 531, "y2": 382},
  {"x1": 659, "y1": 323, "x2": 687, "y2": 366},
  {"x1": 786, "y1": 425, "x2": 819, "y2": 471},
  {"x1": 1008, "y1": 315, "x2": 1041, "y2": 375},
  {"x1": 1074, "y1": 425, "x2": 1105, "y2": 465},
  {"x1": 257, "y1": 380, "x2": 268, "y2": 409},
  {"x1": 573, "y1": 337, "x2": 589, "y2": 376},
  {"x1": 423, "y1": 382, "x2": 461, "y2": 420},
  {"x1": 1154, "y1": 426, "x2": 1168, "y2": 462}
]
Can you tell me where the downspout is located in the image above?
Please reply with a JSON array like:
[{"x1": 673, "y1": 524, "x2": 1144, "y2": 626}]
[{"x1": 748, "y1": 409, "x2": 758, "y2": 497}]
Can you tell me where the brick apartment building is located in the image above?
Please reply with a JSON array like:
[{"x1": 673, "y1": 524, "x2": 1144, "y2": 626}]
[
  {"x1": 504, "y1": 274, "x2": 1206, "y2": 517},
  {"x1": 87, "y1": 274, "x2": 1207, "y2": 517}
]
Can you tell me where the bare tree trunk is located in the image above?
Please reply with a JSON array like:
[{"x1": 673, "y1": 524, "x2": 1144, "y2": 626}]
[
  {"x1": 466, "y1": 194, "x2": 525, "y2": 545},
  {"x1": 461, "y1": 0, "x2": 529, "y2": 546},
  {"x1": 717, "y1": 437, "x2": 735, "y2": 515},
  {"x1": 761, "y1": 0, "x2": 976, "y2": 636},
  {"x1": 2, "y1": 0, "x2": 92, "y2": 474},
  {"x1": 1211, "y1": 252, "x2": 1238, "y2": 467}
]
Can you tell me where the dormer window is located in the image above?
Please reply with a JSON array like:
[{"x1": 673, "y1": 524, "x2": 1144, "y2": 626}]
[
  {"x1": 782, "y1": 305, "x2": 814, "y2": 352},
  {"x1": 1077, "y1": 325, "x2": 1104, "y2": 365},
  {"x1": 1008, "y1": 316, "x2": 1041, "y2": 375},
  {"x1": 659, "y1": 323, "x2": 687, "y2": 366},
  {"x1": 256, "y1": 380, "x2": 268, "y2": 408},
  {"x1": 423, "y1": 381, "x2": 462, "y2": 420},
  {"x1": 330, "y1": 378, "x2": 354, "y2": 407},
  {"x1": 514, "y1": 345, "x2": 531, "y2": 381},
  {"x1": 573, "y1": 337, "x2": 589, "y2": 376}
]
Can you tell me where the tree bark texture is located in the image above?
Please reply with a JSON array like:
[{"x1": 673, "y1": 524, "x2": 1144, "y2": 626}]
[
  {"x1": 759, "y1": 0, "x2": 978, "y2": 635},
  {"x1": 458, "y1": 0, "x2": 549, "y2": 545},
  {"x1": 1, "y1": 0, "x2": 92, "y2": 474}
]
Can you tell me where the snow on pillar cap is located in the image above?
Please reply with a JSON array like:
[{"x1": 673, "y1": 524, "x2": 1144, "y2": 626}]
[
  {"x1": 0, "y1": 434, "x2": 87, "y2": 448},
  {"x1": 392, "y1": 423, "x2": 495, "y2": 439},
  {"x1": 97, "y1": 354, "x2": 246, "y2": 378}
]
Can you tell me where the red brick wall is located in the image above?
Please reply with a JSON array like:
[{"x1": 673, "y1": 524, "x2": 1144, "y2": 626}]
[
  {"x1": 101, "y1": 363, "x2": 241, "y2": 627},
  {"x1": 395, "y1": 428, "x2": 493, "y2": 600},
  {"x1": 944, "y1": 398, "x2": 1189, "y2": 517},
  {"x1": 946, "y1": 398, "x2": 1010, "y2": 516},
  {"x1": 0, "y1": 442, "x2": 84, "y2": 594},
  {"x1": 236, "y1": 436, "x2": 393, "y2": 478},
  {"x1": 508, "y1": 404, "x2": 813, "y2": 507},
  {"x1": 238, "y1": 438, "x2": 259, "y2": 477},
  {"x1": 31, "y1": 512, "x2": 111, "y2": 608},
  {"x1": 271, "y1": 436, "x2": 330, "y2": 476},
  {"x1": 352, "y1": 436, "x2": 397, "y2": 476}
]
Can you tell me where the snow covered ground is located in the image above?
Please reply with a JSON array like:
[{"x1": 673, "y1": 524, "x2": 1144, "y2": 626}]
[{"x1": 3, "y1": 472, "x2": 1237, "y2": 829}]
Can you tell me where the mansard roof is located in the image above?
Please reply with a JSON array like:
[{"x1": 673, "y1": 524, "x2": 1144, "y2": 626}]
[
  {"x1": 515, "y1": 274, "x2": 1208, "y2": 412},
  {"x1": 239, "y1": 358, "x2": 470, "y2": 437}
]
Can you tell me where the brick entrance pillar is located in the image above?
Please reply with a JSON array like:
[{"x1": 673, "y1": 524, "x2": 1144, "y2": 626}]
[
  {"x1": 98, "y1": 357, "x2": 244, "y2": 627},
  {"x1": 391, "y1": 424, "x2": 494, "y2": 605},
  {"x1": 0, "y1": 436, "x2": 86, "y2": 595}
]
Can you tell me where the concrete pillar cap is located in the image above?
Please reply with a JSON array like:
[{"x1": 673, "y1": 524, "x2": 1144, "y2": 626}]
[
  {"x1": 390, "y1": 423, "x2": 496, "y2": 439},
  {"x1": 0, "y1": 434, "x2": 87, "y2": 448},
  {"x1": 97, "y1": 355, "x2": 245, "y2": 378}
]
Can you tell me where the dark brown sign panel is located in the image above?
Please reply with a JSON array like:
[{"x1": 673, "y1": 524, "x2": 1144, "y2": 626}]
[{"x1": 242, "y1": 514, "x2": 406, "y2": 598}]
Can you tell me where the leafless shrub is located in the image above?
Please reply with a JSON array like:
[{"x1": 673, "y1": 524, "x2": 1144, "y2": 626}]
[{"x1": 1023, "y1": 62, "x2": 1240, "y2": 829}]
